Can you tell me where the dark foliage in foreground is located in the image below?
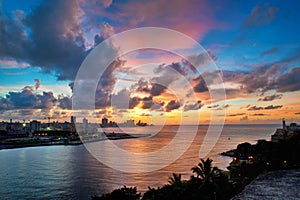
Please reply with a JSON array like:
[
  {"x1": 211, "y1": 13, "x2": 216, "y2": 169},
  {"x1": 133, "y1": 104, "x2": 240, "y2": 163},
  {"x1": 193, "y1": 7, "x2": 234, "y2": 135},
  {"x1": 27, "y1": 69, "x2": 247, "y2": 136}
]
[
  {"x1": 91, "y1": 186, "x2": 141, "y2": 200},
  {"x1": 92, "y1": 135, "x2": 300, "y2": 200}
]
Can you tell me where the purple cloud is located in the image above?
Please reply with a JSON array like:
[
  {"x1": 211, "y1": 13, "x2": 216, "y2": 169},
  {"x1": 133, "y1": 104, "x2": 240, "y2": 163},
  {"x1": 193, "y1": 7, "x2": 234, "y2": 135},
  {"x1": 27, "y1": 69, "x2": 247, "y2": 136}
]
[
  {"x1": 165, "y1": 100, "x2": 181, "y2": 112},
  {"x1": 184, "y1": 101, "x2": 204, "y2": 111},
  {"x1": 258, "y1": 94, "x2": 282, "y2": 101}
]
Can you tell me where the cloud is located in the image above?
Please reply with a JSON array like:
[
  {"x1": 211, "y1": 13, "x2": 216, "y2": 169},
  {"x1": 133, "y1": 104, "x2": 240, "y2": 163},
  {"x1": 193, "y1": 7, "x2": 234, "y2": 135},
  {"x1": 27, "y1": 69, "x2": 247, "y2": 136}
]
[
  {"x1": 129, "y1": 97, "x2": 140, "y2": 109},
  {"x1": 240, "y1": 116, "x2": 248, "y2": 122},
  {"x1": 275, "y1": 67, "x2": 300, "y2": 92},
  {"x1": 110, "y1": 89, "x2": 131, "y2": 109},
  {"x1": 0, "y1": 1, "x2": 121, "y2": 87},
  {"x1": 253, "y1": 113, "x2": 269, "y2": 116},
  {"x1": 141, "y1": 113, "x2": 151, "y2": 117},
  {"x1": 242, "y1": 5, "x2": 279, "y2": 27},
  {"x1": 82, "y1": 0, "x2": 219, "y2": 40},
  {"x1": 248, "y1": 105, "x2": 283, "y2": 110},
  {"x1": 183, "y1": 100, "x2": 204, "y2": 111},
  {"x1": 295, "y1": 112, "x2": 300, "y2": 115},
  {"x1": 130, "y1": 94, "x2": 165, "y2": 111},
  {"x1": 165, "y1": 100, "x2": 181, "y2": 112},
  {"x1": 260, "y1": 47, "x2": 279, "y2": 57},
  {"x1": 141, "y1": 96, "x2": 154, "y2": 109},
  {"x1": 94, "y1": 59, "x2": 126, "y2": 109},
  {"x1": 150, "y1": 63, "x2": 184, "y2": 96},
  {"x1": 248, "y1": 106, "x2": 264, "y2": 111},
  {"x1": 1, "y1": 0, "x2": 87, "y2": 81},
  {"x1": 0, "y1": 87, "x2": 57, "y2": 110},
  {"x1": 150, "y1": 84, "x2": 167, "y2": 97},
  {"x1": 133, "y1": 79, "x2": 151, "y2": 94},
  {"x1": 34, "y1": 79, "x2": 41, "y2": 90},
  {"x1": 264, "y1": 105, "x2": 283, "y2": 110},
  {"x1": 207, "y1": 104, "x2": 219, "y2": 109},
  {"x1": 58, "y1": 95, "x2": 72, "y2": 110},
  {"x1": 132, "y1": 63, "x2": 186, "y2": 97},
  {"x1": 207, "y1": 104, "x2": 229, "y2": 110},
  {"x1": 193, "y1": 75, "x2": 208, "y2": 93},
  {"x1": 102, "y1": 0, "x2": 113, "y2": 8},
  {"x1": 224, "y1": 58, "x2": 300, "y2": 95},
  {"x1": 258, "y1": 94, "x2": 282, "y2": 101},
  {"x1": 229, "y1": 113, "x2": 245, "y2": 117}
]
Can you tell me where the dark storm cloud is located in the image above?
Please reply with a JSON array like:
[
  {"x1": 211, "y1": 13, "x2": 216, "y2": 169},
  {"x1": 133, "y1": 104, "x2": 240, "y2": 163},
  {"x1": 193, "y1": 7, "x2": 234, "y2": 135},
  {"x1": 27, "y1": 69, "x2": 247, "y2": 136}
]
[
  {"x1": 165, "y1": 100, "x2": 181, "y2": 112},
  {"x1": 193, "y1": 75, "x2": 208, "y2": 93},
  {"x1": 133, "y1": 79, "x2": 151, "y2": 93},
  {"x1": 150, "y1": 63, "x2": 184, "y2": 96},
  {"x1": 95, "y1": 59, "x2": 126, "y2": 109},
  {"x1": 224, "y1": 53, "x2": 300, "y2": 95},
  {"x1": 150, "y1": 84, "x2": 166, "y2": 96},
  {"x1": 132, "y1": 63, "x2": 185, "y2": 97},
  {"x1": 129, "y1": 97, "x2": 140, "y2": 109},
  {"x1": 258, "y1": 94, "x2": 282, "y2": 101},
  {"x1": 58, "y1": 95, "x2": 72, "y2": 110},
  {"x1": 141, "y1": 96, "x2": 154, "y2": 109},
  {"x1": 0, "y1": 0, "x2": 87, "y2": 81},
  {"x1": 0, "y1": 87, "x2": 57, "y2": 110},
  {"x1": 192, "y1": 70, "x2": 225, "y2": 94},
  {"x1": 225, "y1": 64, "x2": 283, "y2": 94},
  {"x1": 183, "y1": 101, "x2": 204, "y2": 111},
  {"x1": 275, "y1": 67, "x2": 300, "y2": 92}
]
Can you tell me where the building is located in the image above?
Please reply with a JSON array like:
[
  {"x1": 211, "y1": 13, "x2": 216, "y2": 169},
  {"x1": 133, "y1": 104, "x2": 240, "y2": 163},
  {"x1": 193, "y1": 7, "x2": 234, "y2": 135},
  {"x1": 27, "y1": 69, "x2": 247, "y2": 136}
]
[
  {"x1": 271, "y1": 119, "x2": 300, "y2": 142},
  {"x1": 101, "y1": 117, "x2": 108, "y2": 127},
  {"x1": 70, "y1": 116, "x2": 76, "y2": 124},
  {"x1": 83, "y1": 118, "x2": 88, "y2": 131},
  {"x1": 30, "y1": 120, "x2": 41, "y2": 137}
]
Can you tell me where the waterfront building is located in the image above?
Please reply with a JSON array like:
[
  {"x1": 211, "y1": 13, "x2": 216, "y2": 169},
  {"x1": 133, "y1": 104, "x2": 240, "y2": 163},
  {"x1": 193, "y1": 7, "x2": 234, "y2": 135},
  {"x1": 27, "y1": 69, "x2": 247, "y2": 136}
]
[
  {"x1": 70, "y1": 116, "x2": 76, "y2": 124},
  {"x1": 30, "y1": 120, "x2": 41, "y2": 137},
  {"x1": 101, "y1": 117, "x2": 108, "y2": 127},
  {"x1": 83, "y1": 118, "x2": 88, "y2": 132},
  {"x1": 271, "y1": 119, "x2": 300, "y2": 142}
]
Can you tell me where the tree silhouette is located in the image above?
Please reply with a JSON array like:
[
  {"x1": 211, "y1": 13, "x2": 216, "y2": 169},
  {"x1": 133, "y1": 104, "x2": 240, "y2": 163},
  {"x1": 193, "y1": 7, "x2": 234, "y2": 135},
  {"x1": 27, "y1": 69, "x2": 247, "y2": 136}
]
[
  {"x1": 191, "y1": 158, "x2": 218, "y2": 183},
  {"x1": 168, "y1": 173, "x2": 182, "y2": 185}
]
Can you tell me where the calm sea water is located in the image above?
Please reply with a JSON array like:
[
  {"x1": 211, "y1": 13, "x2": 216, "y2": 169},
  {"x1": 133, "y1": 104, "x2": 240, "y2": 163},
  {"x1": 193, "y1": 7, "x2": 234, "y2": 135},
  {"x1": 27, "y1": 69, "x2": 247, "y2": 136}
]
[{"x1": 0, "y1": 124, "x2": 279, "y2": 199}]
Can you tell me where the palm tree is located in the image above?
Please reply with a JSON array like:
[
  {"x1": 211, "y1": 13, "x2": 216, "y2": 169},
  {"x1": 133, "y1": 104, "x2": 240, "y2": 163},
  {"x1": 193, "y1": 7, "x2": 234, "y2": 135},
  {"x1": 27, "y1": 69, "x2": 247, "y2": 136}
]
[
  {"x1": 191, "y1": 158, "x2": 218, "y2": 183},
  {"x1": 168, "y1": 173, "x2": 182, "y2": 185}
]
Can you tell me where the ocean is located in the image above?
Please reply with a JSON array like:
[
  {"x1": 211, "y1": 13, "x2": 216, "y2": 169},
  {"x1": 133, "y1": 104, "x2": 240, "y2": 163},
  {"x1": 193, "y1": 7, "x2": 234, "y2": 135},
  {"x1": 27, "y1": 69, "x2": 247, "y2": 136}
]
[{"x1": 0, "y1": 124, "x2": 279, "y2": 199}]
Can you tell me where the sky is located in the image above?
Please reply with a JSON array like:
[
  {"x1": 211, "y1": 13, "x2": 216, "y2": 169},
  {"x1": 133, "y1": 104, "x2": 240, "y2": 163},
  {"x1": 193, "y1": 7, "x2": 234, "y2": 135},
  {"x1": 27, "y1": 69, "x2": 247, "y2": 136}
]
[{"x1": 0, "y1": 0, "x2": 300, "y2": 124}]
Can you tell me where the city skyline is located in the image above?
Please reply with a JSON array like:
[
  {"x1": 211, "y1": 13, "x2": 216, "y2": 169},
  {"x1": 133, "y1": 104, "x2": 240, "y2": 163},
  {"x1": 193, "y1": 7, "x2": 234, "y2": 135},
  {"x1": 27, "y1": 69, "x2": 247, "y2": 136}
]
[{"x1": 0, "y1": 0, "x2": 300, "y2": 124}]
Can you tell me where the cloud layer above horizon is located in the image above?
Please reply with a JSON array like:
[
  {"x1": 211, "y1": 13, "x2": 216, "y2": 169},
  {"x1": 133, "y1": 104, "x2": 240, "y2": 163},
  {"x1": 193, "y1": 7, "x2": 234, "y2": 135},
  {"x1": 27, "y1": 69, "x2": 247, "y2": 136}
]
[{"x1": 0, "y1": 0, "x2": 300, "y2": 123}]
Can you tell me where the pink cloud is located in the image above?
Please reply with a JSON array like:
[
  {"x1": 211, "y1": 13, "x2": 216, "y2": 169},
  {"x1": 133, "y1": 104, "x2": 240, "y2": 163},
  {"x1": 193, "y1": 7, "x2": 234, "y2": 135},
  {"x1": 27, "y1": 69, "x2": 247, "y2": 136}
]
[{"x1": 80, "y1": 0, "x2": 222, "y2": 40}]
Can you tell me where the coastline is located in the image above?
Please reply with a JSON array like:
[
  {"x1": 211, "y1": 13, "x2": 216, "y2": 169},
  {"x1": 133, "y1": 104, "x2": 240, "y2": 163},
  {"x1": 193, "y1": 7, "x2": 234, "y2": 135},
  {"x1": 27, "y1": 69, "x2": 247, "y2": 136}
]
[{"x1": 0, "y1": 132, "x2": 151, "y2": 150}]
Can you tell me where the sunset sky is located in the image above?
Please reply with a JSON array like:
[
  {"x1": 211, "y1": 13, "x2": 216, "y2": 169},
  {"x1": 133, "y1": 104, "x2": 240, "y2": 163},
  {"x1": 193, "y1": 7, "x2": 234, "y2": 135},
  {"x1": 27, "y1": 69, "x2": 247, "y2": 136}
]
[{"x1": 0, "y1": 0, "x2": 300, "y2": 124}]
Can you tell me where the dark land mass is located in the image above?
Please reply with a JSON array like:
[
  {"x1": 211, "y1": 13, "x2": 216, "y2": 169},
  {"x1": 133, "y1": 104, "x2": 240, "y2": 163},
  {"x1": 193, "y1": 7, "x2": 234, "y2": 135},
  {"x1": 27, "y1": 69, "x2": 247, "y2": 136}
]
[{"x1": 92, "y1": 135, "x2": 300, "y2": 200}]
